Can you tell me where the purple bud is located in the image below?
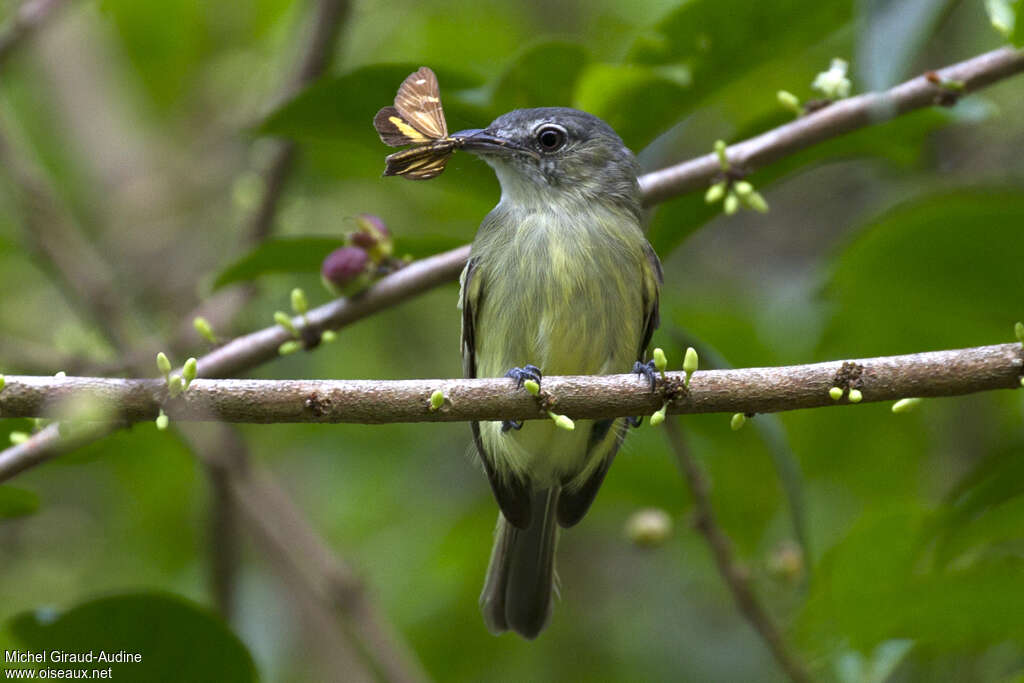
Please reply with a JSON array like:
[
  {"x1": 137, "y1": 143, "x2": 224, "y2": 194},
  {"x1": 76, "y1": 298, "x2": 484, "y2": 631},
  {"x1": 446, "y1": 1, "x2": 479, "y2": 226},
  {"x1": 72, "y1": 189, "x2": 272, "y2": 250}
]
[
  {"x1": 355, "y1": 213, "x2": 389, "y2": 238},
  {"x1": 322, "y1": 246, "x2": 370, "y2": 286}
]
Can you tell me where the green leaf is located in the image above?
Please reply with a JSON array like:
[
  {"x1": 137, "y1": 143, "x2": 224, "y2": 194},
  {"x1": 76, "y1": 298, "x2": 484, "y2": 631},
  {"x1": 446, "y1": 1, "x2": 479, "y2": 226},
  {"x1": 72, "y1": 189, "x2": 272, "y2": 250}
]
[
  {"x1": 573, "y1": 63, "x2": 691, "y2": 150},
  {"x1": 822, "y1": 190, "x2": 1024, "y2": 355},
  {"x1": 212, "y1": 236, "x2": 343, "y2": 290},
  {"x1": 986, "y1": 0, "x2": 1023, "y2": 46},
  {"x1": 622, "y1": 0, "x2": 854, "y2": 144},
  {"x1": 490, "y1": 41, "x2": 590, "y2": 112},
  {"x1": 260, "y1": 64, "x2": 486, "y2": 145},
  {"x1": 856, "y1": 0, "x2": 958, "y2": 89},
  {"x1": 9, "y1": 592, "x2": 256, "y2": 682},
  {"x1": 0, "y1": 486, "x2": 40, "y2": 519}
]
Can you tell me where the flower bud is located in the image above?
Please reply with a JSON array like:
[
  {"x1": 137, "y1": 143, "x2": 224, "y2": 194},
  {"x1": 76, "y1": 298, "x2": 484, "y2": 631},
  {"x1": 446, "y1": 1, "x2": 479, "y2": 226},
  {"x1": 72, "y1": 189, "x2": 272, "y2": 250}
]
[
  {"x1": 829, "y1": 386, "x2": 843, "y2": 401},
  {"x1": 625, "y1": 508, "x2": 673, "y2": 547},
  {"x1": 349, "y1": 214, "x2": 393, "y2": 261},
  {"x1": 848, "y1": 388, "x2": 863, "y2": 403},
  {"x1": 291, "y1": 288, "x2": 309, "y2": 316},
  {"x1": 523, "y1": 379, "x2": 540, "y2": 396},
  {"x1": 653, "y1": 348, "x2": 667, "y2": 373},
  {"x1": 193, "y1": 317, "x2": 217, "y2": 344},
  {"x1": 730, "y1": 412, "x2": 746, "y2": 430},
  {"x1": 321, "y1": 246, "x2": 372, "y2": 296},
  {"x1": 183, "y1": 358, "x2": 198, "y2": 388},
  {"x1": 429, "y1": 389, "x2": 445, "y2": 411},
  {"x1": 156, "y1": 352, "x2": 172, "y2": 377}
]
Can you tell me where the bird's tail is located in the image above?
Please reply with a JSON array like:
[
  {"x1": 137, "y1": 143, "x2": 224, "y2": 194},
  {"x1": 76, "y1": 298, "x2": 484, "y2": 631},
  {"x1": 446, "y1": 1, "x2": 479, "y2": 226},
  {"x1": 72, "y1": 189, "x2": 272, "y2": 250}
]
[{"x1": 479, "y1": 487, "x2": 559, "y2": 639}]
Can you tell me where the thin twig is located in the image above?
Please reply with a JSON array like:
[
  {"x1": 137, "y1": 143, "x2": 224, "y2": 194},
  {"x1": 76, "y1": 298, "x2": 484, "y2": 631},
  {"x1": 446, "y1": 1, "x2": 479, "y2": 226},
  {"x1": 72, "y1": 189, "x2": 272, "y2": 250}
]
[
  {"x1": 1, "y1": 344, "x2": 1019, "y2": 433},
  {"x1": 0, "y1": 0, "x2": 69, "y2": 64},
  {"x1": 664, "y1": 419, "x2": 813, "y2": 683},
  {"x1": 182, "y1": 425, "x2": 429, "y2": 683}
]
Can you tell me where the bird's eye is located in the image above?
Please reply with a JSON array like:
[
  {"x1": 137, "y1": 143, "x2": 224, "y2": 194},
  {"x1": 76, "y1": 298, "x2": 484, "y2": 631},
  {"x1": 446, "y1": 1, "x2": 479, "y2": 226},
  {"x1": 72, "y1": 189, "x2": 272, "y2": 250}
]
[{"x1": 536, "y1": 125, "x2": 566, "y2": 152}]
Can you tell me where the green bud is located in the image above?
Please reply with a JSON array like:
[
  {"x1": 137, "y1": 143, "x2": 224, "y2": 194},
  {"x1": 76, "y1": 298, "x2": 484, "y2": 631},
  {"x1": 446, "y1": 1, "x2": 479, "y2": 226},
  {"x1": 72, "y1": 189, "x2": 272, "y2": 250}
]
[
  {"x1": 848, "y1": 388, "x2": 863, "y2": 403},
  {"x1": 168, "y1": 375, "x2": 185, "y2": 397},
  {"x1": 9, "y1": 431, "x2": 29, "y2": 445},
  {"x1": 274, "y1": 311, "x2": 298, "y2": 337},
  {"x1": 1015, "y1": 321, "x2": 1024, "y2": 344},
  {"x1": 723, "y1": 191, "x2": 739, "y2": 215},
  {"x1": 892, "y1": 397, "x2": 922, "y2": 414},
  {"x1": 713, "y1": 139, "x2": 729, "y2": 170},
  {"x1": 182, "y1": 358, "x2": 198, "y2": 388},
  {"x1": 742, "y1": 191, "x2": 770, "y2": 213},
  {"x1": 157, "y1": 352, "x2": 172, "y2": 377},
  {"x1": 777, "y1": 89, "x2": 802, "y2": 115},
  {"x1": 278, "y1": 340, "x2": 303, "y2": 356},
  {"x1": 730, "y1": 412, "x2": 746, "y2": 431},
  {"x1": 549, "y1": 412, "x2": 575, "y2": 431},
  {"x1": 653, "y1": 348, "x2": 667, "y2": 373},
  {"x1": 155, "y1": 410, "x2": 169, "y2": 431},
  {"x1": 193, "y1": 316, "x2": 216, "y2": 343},
  {"x1": 291, "y1": 288, "x2": 309, "y2": 315},
  {"x1": 829, "y1": 386, "x2": 843, "y2": 401},
  {"x1": 683, "y1": 347, "x2": 699, "y2": 381},
  {"x1": 625, "y1": 508, "x2": 673, "y2": 547},
  {"x1": 429, "y1": 389, "x2": 445, "y2": 411},
  {"x1": 523, "y1": 379, "x2": 540, "y2": 396},
  {"x1": 704, "y1": 181, "x2": 726, "y2": 204},
  {"x1": 321, "y1": 330, "x2": 337, "y2": 343},
  {"x1": 733, "y1": 180, "x2": 753, "y2": 196},
  {"x1": 0, "y1": 374, "x2": 5, "y2": 392},
  {"x1": 649, "y1": 405, "x2": 667, "y2": 427}
]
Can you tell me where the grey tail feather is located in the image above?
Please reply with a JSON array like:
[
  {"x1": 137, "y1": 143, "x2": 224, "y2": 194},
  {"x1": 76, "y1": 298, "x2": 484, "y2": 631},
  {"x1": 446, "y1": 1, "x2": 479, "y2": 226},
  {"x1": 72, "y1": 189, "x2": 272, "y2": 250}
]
[{"x1": 480, "y1": 487, "x2": 560, "y2": 639}]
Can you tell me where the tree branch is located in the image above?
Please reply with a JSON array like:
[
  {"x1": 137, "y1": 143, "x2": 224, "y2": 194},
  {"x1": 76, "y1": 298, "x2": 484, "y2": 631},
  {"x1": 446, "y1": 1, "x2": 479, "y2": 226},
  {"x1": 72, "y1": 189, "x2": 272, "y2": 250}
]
[
  {"x1": 1, "y1": 344, "x2": 1019, "y2": 433},
  {"x1": 1, "y1": 47, "x2": 1022, "y2": 481},
  {"x1": 665, "y1": 419, "x2": 812, "y2": 683},
  {"x1": 638, "y1": 46, "x2": 1024, "y2": 204}
]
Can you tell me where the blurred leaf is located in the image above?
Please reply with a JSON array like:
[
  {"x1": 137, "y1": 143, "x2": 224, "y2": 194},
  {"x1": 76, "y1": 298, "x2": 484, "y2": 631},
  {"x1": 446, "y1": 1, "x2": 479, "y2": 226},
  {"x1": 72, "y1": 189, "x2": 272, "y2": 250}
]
[
  {"x1": 212, "y1": 236, "x2": 343, "y2": 290},
  {"x1": 9, "y1": 593, "x2": 256, "y2": 682},
  {"x1": 822, "y1": 190, "x2": 1024, "y2": 355},
  {"x1": 986, "y1": 0, "x2": 1023, "y2": 46},
  {"x1": 99, "y1": 0, "x2": 209, "y2": 110},
  {"x1": 574, "y1": 63, "x2": 691, "y2": 150},
  {"x1": 491, "y1": 42, "x2": 589, "y2": 112},
  {"x1": 393, "y1": 234, "x2": 467, "y2": 259},
  {"x1": 0, "y1": 486, "x2": 39, "y2": 519},
  {"x1": 856, "y1": 0, "x2": 957, "y2": 90},
  {"x1": 647, "y1": 107, "x2": 954, "y2": 256},
  {"x1": 260, "y1": 64, "x2": 486, "y2": 145},
  {"x1": 621, "y1": 0, "x2": 854, "y2": 146},
  {"x1": 800, "y1": 510, "x2": 1024, "y2": 650}
]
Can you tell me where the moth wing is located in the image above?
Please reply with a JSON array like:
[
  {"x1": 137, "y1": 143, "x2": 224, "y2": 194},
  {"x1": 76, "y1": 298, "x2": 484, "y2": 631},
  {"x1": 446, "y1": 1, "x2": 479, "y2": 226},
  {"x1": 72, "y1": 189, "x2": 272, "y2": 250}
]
[
  {"x1": 374, "y1": 106, "x2": 433, "y2": 147},
  {"x1": 383, "y1": 142, "x2": 454, "y2": 180},
  {"x1": 393, "y1": 66, "x2": 448, "y2": 140}
]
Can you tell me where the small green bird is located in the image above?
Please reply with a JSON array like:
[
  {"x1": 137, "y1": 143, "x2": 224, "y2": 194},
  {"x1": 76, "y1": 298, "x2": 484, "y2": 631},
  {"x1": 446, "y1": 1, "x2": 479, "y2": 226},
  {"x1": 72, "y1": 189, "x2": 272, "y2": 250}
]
[{"x1": 453, "y1": 108, "x2": 662, "y2": 639}]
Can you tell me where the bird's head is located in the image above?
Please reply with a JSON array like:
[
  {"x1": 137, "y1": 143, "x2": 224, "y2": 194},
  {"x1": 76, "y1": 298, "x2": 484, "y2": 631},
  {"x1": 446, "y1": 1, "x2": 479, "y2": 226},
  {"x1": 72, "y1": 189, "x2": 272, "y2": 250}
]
[{"x1": 452, "y1": 107, "x2": 641, "y2": 217}]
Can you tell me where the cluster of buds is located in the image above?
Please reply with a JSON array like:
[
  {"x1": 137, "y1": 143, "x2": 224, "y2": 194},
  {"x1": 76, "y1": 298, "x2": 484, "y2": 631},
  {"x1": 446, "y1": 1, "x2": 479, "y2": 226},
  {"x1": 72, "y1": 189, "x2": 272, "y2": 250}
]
[
  {"x1": 705, "y1": 141, "x2": 769, "y2": 216},
  {"x1": 321, "y1": 214, "x2": 407, "y2": 296}
]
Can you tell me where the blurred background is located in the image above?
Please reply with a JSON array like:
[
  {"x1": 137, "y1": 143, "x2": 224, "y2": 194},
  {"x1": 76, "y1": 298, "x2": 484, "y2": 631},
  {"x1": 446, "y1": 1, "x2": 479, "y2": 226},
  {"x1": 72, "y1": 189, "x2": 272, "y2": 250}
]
[{"x1": 0, "y1": 0, "x2": 1022, "y2": 680}]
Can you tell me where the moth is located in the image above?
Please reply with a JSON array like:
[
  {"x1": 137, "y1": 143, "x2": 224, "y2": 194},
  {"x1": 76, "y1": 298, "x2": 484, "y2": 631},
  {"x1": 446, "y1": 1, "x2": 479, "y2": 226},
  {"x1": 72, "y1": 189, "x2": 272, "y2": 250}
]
[{"x1": 373, "y1": 67, "x2": 458, "y2": 180}]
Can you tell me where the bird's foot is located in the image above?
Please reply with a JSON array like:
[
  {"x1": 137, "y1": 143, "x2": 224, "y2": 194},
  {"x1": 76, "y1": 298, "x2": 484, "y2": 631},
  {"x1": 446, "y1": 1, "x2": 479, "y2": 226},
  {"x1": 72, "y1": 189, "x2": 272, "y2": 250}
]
[
  {"x1": 505, "y1": 364, "x2": 542, "y2": 389},
  {"x1": 502, "y1": 364, "x2": 542, "y2": 433},
  {"x1": 633, "y1": 360, "x2": 658, "y2": 391}
]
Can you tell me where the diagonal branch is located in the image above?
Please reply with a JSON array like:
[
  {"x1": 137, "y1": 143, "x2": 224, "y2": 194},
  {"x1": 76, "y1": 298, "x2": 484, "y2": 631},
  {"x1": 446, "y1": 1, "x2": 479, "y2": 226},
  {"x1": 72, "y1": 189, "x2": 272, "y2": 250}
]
[{"x1": 665, "y1": 419, "x2": 813, "y2": 683}]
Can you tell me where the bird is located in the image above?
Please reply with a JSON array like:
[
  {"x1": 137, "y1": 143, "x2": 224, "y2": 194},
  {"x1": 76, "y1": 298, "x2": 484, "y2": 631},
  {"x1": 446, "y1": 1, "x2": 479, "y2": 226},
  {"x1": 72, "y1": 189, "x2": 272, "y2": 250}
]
[{"x1": 452, "y1": 107, "x2": 662, "y2": 639}]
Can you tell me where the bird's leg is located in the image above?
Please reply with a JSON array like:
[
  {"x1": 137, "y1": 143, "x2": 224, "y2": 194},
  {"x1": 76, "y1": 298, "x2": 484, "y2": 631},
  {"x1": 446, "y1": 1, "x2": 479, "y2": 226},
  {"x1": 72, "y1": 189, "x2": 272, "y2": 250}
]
[
  {"x1": 502, "y1": 364, "x2": 542, "y2": 432},
  {"x1": 629, "y1": 360, "x2": 659, "y2": 427}
]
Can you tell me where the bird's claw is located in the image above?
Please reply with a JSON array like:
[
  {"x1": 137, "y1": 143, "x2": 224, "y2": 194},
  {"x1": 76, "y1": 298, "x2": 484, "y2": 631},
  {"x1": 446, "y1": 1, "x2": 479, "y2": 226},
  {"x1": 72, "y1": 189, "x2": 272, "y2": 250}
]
[
  {"x1": 505, "y1": 364, "x2": 542, "y2": 390},
  {"x1": 633, "y1": 360, "x2": 658, "y2": 391},
  {"x1": 501, "y1": 420, "x2": 524, "y2": 432}
]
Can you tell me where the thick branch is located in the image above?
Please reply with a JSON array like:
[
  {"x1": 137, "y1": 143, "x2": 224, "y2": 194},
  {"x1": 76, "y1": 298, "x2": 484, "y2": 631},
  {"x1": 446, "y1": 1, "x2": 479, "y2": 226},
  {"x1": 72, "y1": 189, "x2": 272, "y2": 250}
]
[
  {"x1": 665, "y1": 420, "x2": 812, "y2": 683},
  {"x1": 638, "y1": 46, "x2": 1024, "y2": 204},
  {"x1": 1, "y1": 344, "x2": 1019, "y2": 431}
]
